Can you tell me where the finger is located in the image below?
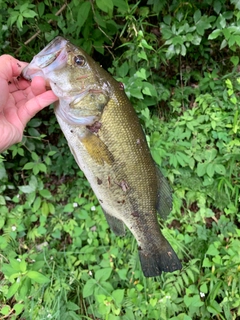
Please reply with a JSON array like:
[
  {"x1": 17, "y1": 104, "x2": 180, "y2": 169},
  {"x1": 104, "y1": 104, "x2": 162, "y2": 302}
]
[
  {"x1": 8, "y1": 77, "x2": 31, "y2": 92},
  {"x1": 0, "y1": 55, "x2": 28, "y2": 79},
  {"x1": 18, "y1": 90, "x2": 58, "y2": 127},
  {"x1": 10, "y1": 76, "x2": 49, "y2": 93},
  {"x1": 31, "y1": 76, "x2": 49, "y2": 95}
]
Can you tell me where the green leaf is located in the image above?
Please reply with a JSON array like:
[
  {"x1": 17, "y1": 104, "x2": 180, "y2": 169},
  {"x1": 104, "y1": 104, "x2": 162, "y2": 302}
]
[
  {"x1": 208, "y1": 29, "x2": 221, "y2": 40},
  {"x1": 135, "y1": 68, "x2": 147, "y2": 80},
  {"x1": 118, "y1": 61, "x2": 129, "y2": 78},
  {"x1": 28, "y1": 127, "x2": 40, "y2": 136},
  {"x1": 214, "y1": 164, "x2": 226, "y2": 175},
  {"x1": 33, "y1": 196, "x2": 41, "y2": 212},
  {"x1": 41, "y1": 201, "x2": 49, "y2": 216},
  {"x1": 181, "y1": 44, "x2": 186, "y2": 56},
  {"x1": 129, "y1": 87, "x2": 143, "y2": 99},
  {"x1": 140, "y1": 39, "x2": 154, "y2": 50},
  {"x1": 67, "y1": 301, "x2": 80, "y2": 311},
  {"x1": 23, "y1": 162, "x2": 34, "y2": 170},
  {"x1": 228, "y1": 34, "x2": 236, "y2": 47},
  {"x1": 18, "y1": 185, "x2": 36, "y2": 193},
  {"x1": 205, "y1": 149, "x2": 217, "y2": 162},
  {"x1": 39, "y1": 189, "x2": 52, "y2": 199},
  {"x1": 0, "y1": 305, "x2": 11, "y2": 316},
  {"x1": 112, "y1": 289, "x2": 125, "y2": 305},
  {"x1": 137, "y1": 50, "x2": 148, "y2": 61},
  {"x1": 22, "y1": 10, "x2": 37, "y2": 18},
  {"x1": 193, "y1": 10, "x2": 201, "y2": 24},
  {"x1": 196, "y1": 162, "x2": 207, "y2": 177},
  {"x1": 0, "y1": 195, "x2": 6, "y2": 205},
  {"x1": 207, "y1": 300, "x2": 222, "y2": 315},
  {"x1": 2, "y1": 264, "x2": 18, "y2": 277},
  {"x1": 191, "y1": 34, "x2": 202, "y2": 45},
  {"x1": 206, "y1": 244, "x2": 219, "y2": 256},
  {"x1": 220, "y1": 39, "x2": 227, "y2": 50},
  {"x1": 37, "y1": 163, "x2": 47, "y2": 173},
  {"x1": 142, "y1": 82, "x2": 158, "y2": 97},
  {"x1": 200, "y1": 282, "x2": 208, "y2": 294},
  {"x1": 19, "y1": 259, "x2": 27, "y2": 273},
  {"x1": 27, "y1": 271, "x2": 50, "y2": 284},
  {"x1": 222, "y1": 28, "x2": 231, "y2": 40},
  {"x1": 63, "y1": 203, "x2": 74, "y2": 213},
  {"x1": 213, "y1": 0, "x2": 222, "y2": 14},
  {"x1": 19, "y1": 277, "x2": 31, "y2": 300},
  {"x1": 13, "y1": 303, "x2": 24, "y2": 316},
  {"x1": 184, "y1": 294, "x2": 204, "y2": 308},
  {"x1": 9, "y1": 258, "x2": 21, "y2": 272},
  {"x1": 96, "y1": 0, "x2": 113, "y2": 13},
  {"x1": 77, "y1": 1, "x2": 91, "y2": 29},
  {"x1": 95, "y1": 267, "x2": 112, "y2": 281},
  {"x1": 83, "y1": 279, "x2": 96, "y2": 298},
  {"x1": 17, "y1": 15, "x2": 23, "y2": 29},
  {"x1": 37, "y1": 2, "x2": 45, "y2": 17},
  {"x1": 206, "y1": 163, "x2": 215, "y2": 177},
  {"x1": 114, "y1": 0, "x2": 128, "y2": 12},
  {"x1": 6, "y1": 282, "x2": 20, "y2": 299}
]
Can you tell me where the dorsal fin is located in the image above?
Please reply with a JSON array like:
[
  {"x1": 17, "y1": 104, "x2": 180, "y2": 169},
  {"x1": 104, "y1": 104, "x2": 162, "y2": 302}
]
[{"x1": 156, "y1": 168, "x2": 172, "y2": 219}]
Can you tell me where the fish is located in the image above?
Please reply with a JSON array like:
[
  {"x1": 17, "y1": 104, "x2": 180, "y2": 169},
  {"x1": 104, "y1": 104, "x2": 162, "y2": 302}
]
[{"x1": 22, "y1": 36, "x2": 182, "y2": 277}]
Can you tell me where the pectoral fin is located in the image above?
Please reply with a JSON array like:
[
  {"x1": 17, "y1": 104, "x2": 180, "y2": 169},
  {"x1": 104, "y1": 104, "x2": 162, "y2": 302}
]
[
  {"x1": 102, "y1": 209, "x2": 125, "y2": 236},
  {"x1": 80, "y1": 132, "x2": 114, "y2": 165}
]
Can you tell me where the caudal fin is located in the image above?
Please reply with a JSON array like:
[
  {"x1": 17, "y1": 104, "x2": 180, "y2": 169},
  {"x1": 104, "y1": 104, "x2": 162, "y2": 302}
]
[{"x1": 138, "y1": 243, "x2": 182, "y2": 277}]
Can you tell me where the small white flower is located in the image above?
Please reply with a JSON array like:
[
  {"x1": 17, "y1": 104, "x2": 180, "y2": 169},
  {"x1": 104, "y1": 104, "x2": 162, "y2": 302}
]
[
  {"x1": 73, "y1": 202, "x2": 78, "y2": 208},
  {"x1": 166, "y1": 295, "x2": 171, "y2": 299},
  {"x1": 12, "y1": 226, "x2": 17, "y2": 231},
  {"x1": 200, "y1": 292, "x2": 205, "y2": 298},
  {"x1": 47, "y1": 314, "x2": 52, "y2": 319},
  {"x1": 17, "y1": 277, "x2": 21, "y2": 283},
  {"x1": 16, "y1": 258, "x2": 21, "y2": 262},
  {"x1": 91, "y1": 206, "x2": 96, "y2": 211},
  {"x1": 89, "y1": 271, "x2": 93, "y2": 276}
]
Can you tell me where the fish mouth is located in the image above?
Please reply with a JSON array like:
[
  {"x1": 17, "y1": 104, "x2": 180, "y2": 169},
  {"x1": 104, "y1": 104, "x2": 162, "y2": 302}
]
[{"x1": 22, "y1": 36, "x2": 69, "y2": 80}]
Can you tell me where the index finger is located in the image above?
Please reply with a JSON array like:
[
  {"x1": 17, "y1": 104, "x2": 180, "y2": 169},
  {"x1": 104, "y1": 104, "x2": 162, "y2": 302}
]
[{"x1": 0, "y1": 55, "x2": 28, "y2": 80}]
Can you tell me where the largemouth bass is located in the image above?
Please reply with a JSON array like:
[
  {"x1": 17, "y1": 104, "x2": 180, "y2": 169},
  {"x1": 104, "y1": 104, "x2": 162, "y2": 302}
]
[{"x1": 22, "y1": 36, "x2": 181, "y2": 277}]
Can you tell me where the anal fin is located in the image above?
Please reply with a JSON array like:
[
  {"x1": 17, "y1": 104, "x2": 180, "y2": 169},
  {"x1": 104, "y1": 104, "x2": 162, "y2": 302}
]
[{"x1": 102, "y1": 209, "x2": 125, "y2": 236}]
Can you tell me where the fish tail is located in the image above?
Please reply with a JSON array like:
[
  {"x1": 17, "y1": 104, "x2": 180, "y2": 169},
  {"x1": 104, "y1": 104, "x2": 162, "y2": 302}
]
[{"x1": 138, "y1": 242, "x2": 182, "y2": 277}]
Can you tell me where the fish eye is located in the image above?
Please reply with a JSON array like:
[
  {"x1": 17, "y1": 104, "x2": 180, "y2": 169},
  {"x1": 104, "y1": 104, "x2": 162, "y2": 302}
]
[{"x1": 74, "y1": 55, "x2": 85, "y2": 66}]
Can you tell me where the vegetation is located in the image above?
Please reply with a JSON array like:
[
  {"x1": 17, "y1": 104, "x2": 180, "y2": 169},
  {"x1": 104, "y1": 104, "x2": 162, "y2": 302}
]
[{"x1": 0, "y1": 0, "x2": 240, "y2": 319}]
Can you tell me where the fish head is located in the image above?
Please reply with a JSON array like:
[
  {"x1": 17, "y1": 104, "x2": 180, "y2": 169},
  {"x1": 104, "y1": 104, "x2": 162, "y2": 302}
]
[{"x1": 22, "y1": 36, "x2": 110, "y2": 126}]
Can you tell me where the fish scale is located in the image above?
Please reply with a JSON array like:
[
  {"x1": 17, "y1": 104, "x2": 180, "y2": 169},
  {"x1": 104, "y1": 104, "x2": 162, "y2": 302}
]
[{"x1": 22, "y1": 36, "x2": 182, "y2": 277}]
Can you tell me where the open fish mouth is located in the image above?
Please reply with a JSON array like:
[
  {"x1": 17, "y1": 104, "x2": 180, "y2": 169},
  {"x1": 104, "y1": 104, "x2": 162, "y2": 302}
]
[{"x1": 22, "y1": 36, "x2": 69, "y2": 80}]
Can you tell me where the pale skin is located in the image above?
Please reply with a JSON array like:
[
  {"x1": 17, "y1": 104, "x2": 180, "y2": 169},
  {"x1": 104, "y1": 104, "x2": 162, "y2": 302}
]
[{"x1": 0, "y1": 54, "x2": 58, "y2": 153}]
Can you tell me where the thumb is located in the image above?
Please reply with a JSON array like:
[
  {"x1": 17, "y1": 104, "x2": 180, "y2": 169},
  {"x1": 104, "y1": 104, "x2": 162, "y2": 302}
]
[{"x1": 18, "y1": 90, "x2": 58, "y2": 127}]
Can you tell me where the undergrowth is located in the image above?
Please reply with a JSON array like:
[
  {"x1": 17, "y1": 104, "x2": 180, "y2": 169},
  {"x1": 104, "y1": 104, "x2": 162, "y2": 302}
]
[{"x1": 0, "y1": 0, "x2": 240, "y2": 319}]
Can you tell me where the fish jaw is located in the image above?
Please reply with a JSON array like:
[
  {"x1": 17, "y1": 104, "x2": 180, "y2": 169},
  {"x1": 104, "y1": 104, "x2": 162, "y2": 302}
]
[
  {"x1": 22, "y1": 36, "x2": 106, "y2": 127},
  {"x1": 22, "y1": 36, "x2": 69, "y2": 80}
]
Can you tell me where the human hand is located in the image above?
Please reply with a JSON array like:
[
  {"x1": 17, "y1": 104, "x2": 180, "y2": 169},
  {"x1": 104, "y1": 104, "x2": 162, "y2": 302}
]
[{"x1": 0, "y1": 54, "x2": 58, "y2": 153}]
